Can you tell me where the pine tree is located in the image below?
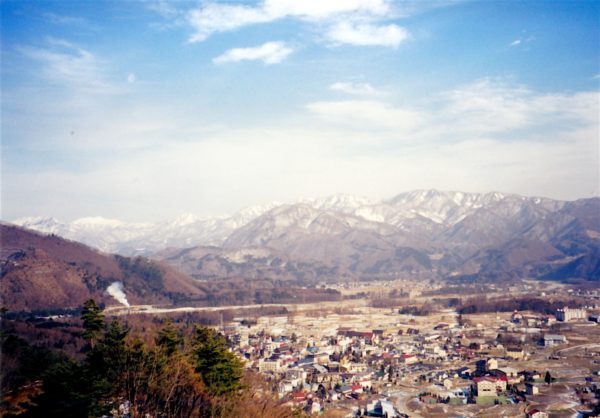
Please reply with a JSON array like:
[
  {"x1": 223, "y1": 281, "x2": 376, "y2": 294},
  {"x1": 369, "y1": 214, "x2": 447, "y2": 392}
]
[
  {"x1": 81, "y1": 299, "x2": 104, "y2": 348},
  {"x1": 156, "y1": 319, "x2": 181, "y2": 356},
  {"x1": 100, "y1": 320, "x2": 128, "y2": 383},
  {"x1": 192, "y1": 326, "x2": 244, "y2": 396},
  {"x1": 24, "y1": 356, "x2": 92, "y2": 417},
  {"x1": 84, "y1": 319, "x2": 129, "y2": 416}
]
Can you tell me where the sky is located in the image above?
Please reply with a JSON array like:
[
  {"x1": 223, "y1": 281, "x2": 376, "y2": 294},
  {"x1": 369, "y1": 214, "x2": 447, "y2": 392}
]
[{"x1": 1, "y1": 0, "x2": 599, "y2": 222}]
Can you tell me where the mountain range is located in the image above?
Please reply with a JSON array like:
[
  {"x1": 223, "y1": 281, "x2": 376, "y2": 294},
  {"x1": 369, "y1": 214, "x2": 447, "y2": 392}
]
[{"x1": 11, "y1": 190, "x2": 600, "y2": 283}]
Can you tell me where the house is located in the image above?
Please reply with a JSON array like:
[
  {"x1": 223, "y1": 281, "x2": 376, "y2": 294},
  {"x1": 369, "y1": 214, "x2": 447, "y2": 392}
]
[
  {"x1": 506, "y1": 346, "x2": 525, "y2": 360},
  {"x1": 543, "y1": 334, "x2": 568, "y2": 347},
  {"x1": 473, "y1": 376, "x2": 507, "y2": 396},
  {"x1": 527, "y1": 409, "x2": 548, "y2": 418},
  {"x1": 525, "y1": 383, "x2": 539, "y2": 395},
  {"x1": 542, "y1": 315, "x2": 556, "y2": 326},
  {"x1": 291, "y1": 390, "x2": 307, "y2": 403},
  {"x1": 314, "y1": 352, "x2": 330, "y2": 365},
  {"x1": 456, "y1": 366, "x2": 471, "y2": 378},
  {"x1": 338, "y1": 385, "x2": 352, "y2": 396},
  {"x1": 511, "y1": 311, "x2": 523, "y2": 323},
  {"x1": 338, "y1": 329, "x2": 376, "y2": 344},
  {"x1": 476, "y1": 358, "x2": 498, "y2": 372},
  {"x1": 498, "y1": 367, "x2": 521, "y2": 384},
  {"x1": 351, "y1": 384, "x2": 364, "y2": 394},
  {"x1": 400, "y1": 353, "x2": 418, "y2": 364},
  {"x1": 373, "y1": 329, "x2": 385, "y2": 337},
  {"x1": 258, "y1": 357, "x2": 283, "y2": 373},
  {"x1": 278, "y1": 380, "x2": 296, "y2": 397}
]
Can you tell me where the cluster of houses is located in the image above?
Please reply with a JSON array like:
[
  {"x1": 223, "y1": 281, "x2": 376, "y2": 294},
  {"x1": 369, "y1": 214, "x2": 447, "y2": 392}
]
[{"x1": 218, "y1": 304, "x2": 598, "y2": 416}]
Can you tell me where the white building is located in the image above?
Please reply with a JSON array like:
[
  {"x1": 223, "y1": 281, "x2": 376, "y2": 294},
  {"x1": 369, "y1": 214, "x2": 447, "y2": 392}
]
[
  {"x1": 259, "y1": 357, "x2": 283, "y2": 373},
  {"x1": 366, "y1": 399, "x2": 397, "y2": 417},
  {"x1": 556, "y1": 307, "x2": 586, "y2": 322}
]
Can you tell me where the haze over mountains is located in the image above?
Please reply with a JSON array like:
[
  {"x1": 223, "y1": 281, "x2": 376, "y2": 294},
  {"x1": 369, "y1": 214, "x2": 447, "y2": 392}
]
[{"x1": 13, "y1": 190, "x2": 600, "y2": 283}]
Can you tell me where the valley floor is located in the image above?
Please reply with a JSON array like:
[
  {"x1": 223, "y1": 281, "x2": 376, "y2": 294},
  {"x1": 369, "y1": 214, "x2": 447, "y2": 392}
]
[{"x1": 106, "y1": 279, "x2": 600, "y2": 417}]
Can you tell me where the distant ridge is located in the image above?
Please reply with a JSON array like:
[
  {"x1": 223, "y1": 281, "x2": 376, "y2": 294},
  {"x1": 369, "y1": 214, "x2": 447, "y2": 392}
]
[{"x1": 8, "y1": 191, "x2": 600, "y2": 283}]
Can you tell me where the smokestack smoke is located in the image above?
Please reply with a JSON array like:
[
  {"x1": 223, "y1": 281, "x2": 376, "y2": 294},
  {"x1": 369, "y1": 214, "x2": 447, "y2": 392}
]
[{"x1": 107, "y1": 281, "x2": 130, "y2": 307}]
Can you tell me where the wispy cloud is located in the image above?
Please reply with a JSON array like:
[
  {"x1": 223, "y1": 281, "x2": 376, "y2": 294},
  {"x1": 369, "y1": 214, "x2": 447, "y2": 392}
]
[
  {"x1": 42, "y1": 12, "x2": 87, "y2": 26},
  {"x1": 213, "y1": 41, "x2": 293, "y2": 64},
  {"x1": 147, "y1": 0, "x2": 181, "y2": 19},
  {"x1": 329, "y1": 81, "x2": 382, "y2": 96},
  {"x1": 437, "y1": 78, "x2": 598, "y2": 135},
  {"x1": 18, "y1": 38, "x2": 111, "y2": 92},
  {"x1": 509, "y1": 36, "x2": 535, "y2": 48}
]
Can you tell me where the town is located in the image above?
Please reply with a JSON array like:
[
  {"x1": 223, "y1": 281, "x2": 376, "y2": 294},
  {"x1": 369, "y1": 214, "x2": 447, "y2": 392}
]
[{"x1": 206, "y1": 280, "x2": 600, "y2": 417}]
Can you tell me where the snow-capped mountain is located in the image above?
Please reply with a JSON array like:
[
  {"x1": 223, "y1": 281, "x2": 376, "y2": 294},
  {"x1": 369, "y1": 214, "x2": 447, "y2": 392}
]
[
  {"x1": 9, "y1": 190, "x2": 572, "y2": 255},
  {"x1": 11, "y1": 190, "x2": 599, "y2": 282},
  {"x1": 12, "y1": 201, "x2": 282, "y2": 255}
]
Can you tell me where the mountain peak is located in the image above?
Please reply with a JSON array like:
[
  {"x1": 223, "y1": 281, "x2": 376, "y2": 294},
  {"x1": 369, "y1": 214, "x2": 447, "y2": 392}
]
[{"x1": 302, "y1": 193, "x2": 374, "y2": 213}]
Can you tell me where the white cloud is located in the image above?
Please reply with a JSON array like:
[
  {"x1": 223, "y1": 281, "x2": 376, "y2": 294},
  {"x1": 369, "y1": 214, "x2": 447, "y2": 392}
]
[
  {"x1": 261, "y1": 0, "x2": 390, "y2": 20},
  {"x1": 327, "y1": 22, "x2": 408, "y2": 47},
  {"x1": 329, "y1": 81, "x2": 382, "y2": 96},
  {"x1": 510, "y1": 39, "x2": 521, "y2": 46},
  {"x1": 184, "y1": 0, "x2": 405, "y2": 47},
  {"x1": 127, "y1": 73, "x2": 136, "y2": 83},
  {"x1": 213, "y1": 41, "x2": 293, "y2": 64},
  {"x1": 187, "y1": 3, "x2": 272, "y2": 43}
]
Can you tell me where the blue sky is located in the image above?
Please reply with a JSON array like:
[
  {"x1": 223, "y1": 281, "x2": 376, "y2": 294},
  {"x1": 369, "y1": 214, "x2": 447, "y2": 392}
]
[{"x1": 2, "y1": 0, "x2": 599, "y2": 221}]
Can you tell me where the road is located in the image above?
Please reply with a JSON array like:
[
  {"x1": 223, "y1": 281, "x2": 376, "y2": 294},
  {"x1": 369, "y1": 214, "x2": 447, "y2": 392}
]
[{"x1": 103, "y1": 299, "x2": 367, "y2": 315}]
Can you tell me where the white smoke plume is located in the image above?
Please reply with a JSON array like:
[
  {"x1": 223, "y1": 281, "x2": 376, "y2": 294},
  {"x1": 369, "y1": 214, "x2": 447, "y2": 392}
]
[{"x1": 107, "y1": 281, "x2": 130, "y2": 307}]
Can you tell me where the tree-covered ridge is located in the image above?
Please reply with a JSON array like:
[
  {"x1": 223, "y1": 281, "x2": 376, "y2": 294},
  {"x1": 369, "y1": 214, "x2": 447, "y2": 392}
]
[{"x1": 1, "y1": 299, "x2": 294, "y2": 418}]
